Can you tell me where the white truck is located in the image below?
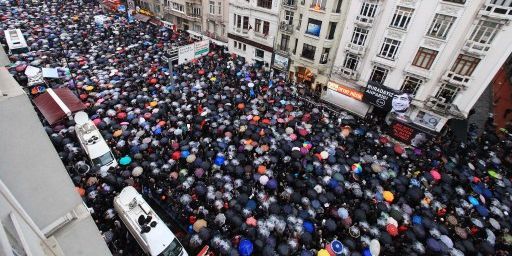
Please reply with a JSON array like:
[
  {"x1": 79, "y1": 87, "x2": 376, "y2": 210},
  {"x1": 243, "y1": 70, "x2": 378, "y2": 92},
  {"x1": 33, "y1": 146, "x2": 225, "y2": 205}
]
[
  {"x1": 74, "y1": 111, "x2": 117, "y2": 169},
  {"x1": 114, "y1": 186, "x2": 188, "y2": 256}
]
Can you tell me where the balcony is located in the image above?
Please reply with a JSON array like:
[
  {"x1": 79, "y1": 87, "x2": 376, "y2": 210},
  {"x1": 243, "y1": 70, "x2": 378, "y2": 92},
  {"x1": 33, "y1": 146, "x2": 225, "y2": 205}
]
[
  {"x1": 462, "y1": 40, "x2": 491, "y2": 56},
  {"x1": 354, "y1": 15, "x2": 374, "y2": 27},
  {"x1": 254, "y1": 31, "x2": 268, "y2": 39},
  {"x1": 275, "y1": 44, "x2": 290, "y2": 56},
  {"x1": 442, "y1": 70, "x2": 471, "y2": 87},
  {"x1": 346, "y1": 43, "x2": 366, "y2": 55},
  {"x1": 479, "y1": 0, "x2": 512, "y2": 20},
  {"x1": 282, "y1": 0, "x2": 297, "y2": 9},
  {"x1": 424, "y1": 97, "x2": 465, "y2": 118},
  {"x1": 333, "y1": 66, "x2": 360, "y2": 81},
  {"x1": 186, "y1": 14, "x2": 201, "y2": 21},
  {"x1": 207, "y1": 13, "x2": 223, "y2": 23},
  {"x1": 279, "y1": 22, "x2": 294, "y2": 34}
]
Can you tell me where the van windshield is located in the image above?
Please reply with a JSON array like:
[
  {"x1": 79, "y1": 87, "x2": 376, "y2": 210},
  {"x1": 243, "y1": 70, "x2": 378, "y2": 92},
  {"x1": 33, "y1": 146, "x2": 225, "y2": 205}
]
[
  {"x1": 92, "y1": 152, "x2": 114, "y2": 166},
  {"x1": 158, "y1": 238, "x2": 184, "y2": 256}
]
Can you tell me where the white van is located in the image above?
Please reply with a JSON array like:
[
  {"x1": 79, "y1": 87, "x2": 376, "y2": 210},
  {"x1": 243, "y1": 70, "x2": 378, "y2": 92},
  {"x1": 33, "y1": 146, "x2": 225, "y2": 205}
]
[
  {"x1": 4, "y1": 29, "x2": 28, "y2": 54},
  {"x1": 114, "y1": 186, "x2": 188, "y2": 256},
  {"x1": 74, "y1": 111, "x2": 118, "y2": 169}
]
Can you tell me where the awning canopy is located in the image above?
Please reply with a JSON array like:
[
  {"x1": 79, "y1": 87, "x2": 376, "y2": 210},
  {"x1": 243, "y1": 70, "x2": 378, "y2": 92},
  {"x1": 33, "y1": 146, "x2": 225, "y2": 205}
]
[
  {"x1": 33, "y1": 88, "x2": 85, "y2": 125},
  {"x1": 134, "y1": 13, "x2": 151, "y2": 22}
]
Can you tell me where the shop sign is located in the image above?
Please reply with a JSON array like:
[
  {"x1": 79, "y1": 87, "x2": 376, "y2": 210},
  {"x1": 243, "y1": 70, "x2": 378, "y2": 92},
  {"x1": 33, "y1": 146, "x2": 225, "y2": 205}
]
[
  {"x1": 194, "y1": 40, "x2": 210, "y2": 58},
  {"x1": 297, "y1": 67, "x2": 314, "y2": 82},
  {"x1": 327, "y1": 81, "x2": 364, "y2": 101},
  {"x1": 138, "y1": 8, "x2": 154, "y2": 17},
  {"x1": 273, "y1": 54, "x2": 289, "y2": 70}
]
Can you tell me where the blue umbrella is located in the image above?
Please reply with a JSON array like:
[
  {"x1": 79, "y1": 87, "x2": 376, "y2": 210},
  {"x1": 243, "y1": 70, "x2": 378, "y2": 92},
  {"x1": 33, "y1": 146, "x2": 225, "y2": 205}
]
[
  {"x1": 362, "y1": 248, "x2": 372, "y2": 256},
  {"x1": 238, "y1": 239, "x2": 253, "y2": 256},
  {"x1": 331, "y1": 240, "x2": 344, "y2": 254},
  {"x1": 468, "y1": 196, "x2": 479, "y2": 206},
  {"x1": 153, "y1": 127, "x2": 161, "y2": 135},
  {"x1": 214, "y1": 155, "x2": 225, "y2": 166},
  {"x1": 412, "y1": 215, "x2": 422, "y2": 225},
  {"x1": 119, "y1": 156, "x2": 131, "y2": 165},
  {"x1": 482, "y1": 188, "x2": 493, "y2": 198},
  {"x1": 475, "y1": 205, "x2": 489, "y2": 217},
  {"x1": 266, "y1": 179, "x2": 278, "y2": 190},
  {"x1": 181, "y1": 150, "x2": 190, "y2": 158},
  {"x1": 245, "y1": 200, "x2": 257, "y2": 211},
  {"x1": 328, "y1": 179, "x2": 339, "y2": 189},
  {"x1": 303, "y1": 221, "x2": 314, "y2": 234}
]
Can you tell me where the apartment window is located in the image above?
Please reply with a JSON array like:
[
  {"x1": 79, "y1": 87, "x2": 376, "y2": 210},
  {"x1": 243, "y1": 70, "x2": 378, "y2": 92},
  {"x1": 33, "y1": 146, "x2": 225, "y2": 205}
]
[
  {"x1": 257, "y1": 0, "x2": 272, "y2": 9},
  {"x1": 218, "y1": 1, "x2": 222, "y2": 14},
  {"x1": 390, "y1": 6, "x2": 414, "y2": 30},
  {"x1": 255, "y1": 19, "x2": 262, "y2": 32},
  {"x1": 306, "y1": 19, "x2": 322, "y2": 37},
  {"x1": 263, "y1": 21, "x2": 270, "y2": 34},
  {"x1": 235, "y1": 14, "x2": 241, "y2": 28},
  {"x1": 293, "y1": 38, "x2": 298, "y2": 54},
  {"x1": 285, "y1": 11, "x2": 294, "y2": 25},
  {"x1": 401, "y1": 76, "x2": 423, "y2": 97},
  {"x1": 435, "y1": 83, "x2": 460, "y2": 103},
  {"x1": 333, "y1": 0, "x2": 343, "y2": 13},
  {"x1": 327, "y1": 22, "x2": 337, "y2": 40},
  {"x1": 490, "y1": 0, "x2": 512, "y2": 6},
  {"x1": 297, "y1": 14, "x2": 303, "y2": 30},
  {"x1": 427, "y1": 14, "x2": 456, "y2": 39},
  {"x1": 369, "y1": 66, "x2": 389, "y2": 84},
  {"x1": 209, "y1": 1, "x2": 215, "y2": 14},
  {"x1": 360, "y1": 2, "x2": 378, "y2": 17},
  {"x1": 192, "y1": 7, "x2": 201, "y2": 16},
  {"x1": 301, "y1": 43, "x2": 316, "y2": 60},
  {"x1": 350, "y1": 27, "x2": 369, "y2": 46},
  {"x1": 320, "y1": 48, "x2": 330, "y2": 64},
  {"x1": 243, "y1": 16, "x2": 249, "y2": 30},
  {"x1": 343, "y1": 53, "x2": 360, "y2": 70},
  {"x1": 280, "y1": 35, "x2": 290, "y2": 50},
  {"x1": 469, "y1": 20, "x2": 502, "y2": 44},
  {"x1": 451, "y1": 54, "x2": 480, "y2": 76},
  {"x1": 255, "y1": 49, "x2": 265, "y2": 58},
  {"x1": 379, "y1": 38, "x2": 401, "y2": 60},
  {"x1": 172, "y1": 2, "x2": 184, "y2": 12},
  {"x1": 443, "y1": 0, "x2": 465, "y2": 4},
  {"x1": 412, "y1": 47, "x2": 438, "y2": 69}
]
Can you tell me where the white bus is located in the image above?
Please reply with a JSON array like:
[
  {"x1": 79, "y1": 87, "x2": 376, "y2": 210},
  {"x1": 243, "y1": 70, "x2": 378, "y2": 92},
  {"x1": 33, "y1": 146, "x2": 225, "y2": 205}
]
[
  {"x1": 4, "y1": 29, "x2": 28, "y2": 54},
  {"x1": 74, "y1": 111, "x2": 118, "y2": 169},
  {"x1": 114, "y1": 186, "x2": 189, "y2": 256}
]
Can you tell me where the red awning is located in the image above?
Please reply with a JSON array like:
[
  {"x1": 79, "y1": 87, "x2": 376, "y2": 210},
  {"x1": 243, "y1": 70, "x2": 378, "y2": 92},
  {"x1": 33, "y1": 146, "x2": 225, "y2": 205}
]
[{"x1": 33, "y1": 88, "x2": 86, "y2": 125}]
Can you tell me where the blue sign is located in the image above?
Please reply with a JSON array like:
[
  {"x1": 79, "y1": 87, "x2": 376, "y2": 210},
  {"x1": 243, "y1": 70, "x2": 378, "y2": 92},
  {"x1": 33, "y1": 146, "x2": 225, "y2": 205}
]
[{"x1": 118, "y1": 5, "x2": 126, "y2": 12}]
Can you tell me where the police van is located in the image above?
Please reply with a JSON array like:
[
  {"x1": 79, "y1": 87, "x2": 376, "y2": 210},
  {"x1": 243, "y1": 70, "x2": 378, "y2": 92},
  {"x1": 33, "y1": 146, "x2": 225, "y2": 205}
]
[
  {"x1": 114, "y1": 186, "x2": 188, "y2": 256},
  {"x1": 4, "y1": 29, "x2": 28, "y2": 54}
]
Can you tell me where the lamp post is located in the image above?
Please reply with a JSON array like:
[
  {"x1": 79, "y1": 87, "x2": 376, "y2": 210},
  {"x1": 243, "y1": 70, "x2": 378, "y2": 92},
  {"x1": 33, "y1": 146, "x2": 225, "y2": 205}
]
[{"x1": 59, "y1": 33, "x2": 78, "y2": 95}]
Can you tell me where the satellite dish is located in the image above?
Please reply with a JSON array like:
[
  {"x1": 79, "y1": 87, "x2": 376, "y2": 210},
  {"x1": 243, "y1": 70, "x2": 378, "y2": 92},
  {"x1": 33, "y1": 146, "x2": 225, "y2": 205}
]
[{"x1": 74, "y1": 111, "x2": 90, "y2": 126}]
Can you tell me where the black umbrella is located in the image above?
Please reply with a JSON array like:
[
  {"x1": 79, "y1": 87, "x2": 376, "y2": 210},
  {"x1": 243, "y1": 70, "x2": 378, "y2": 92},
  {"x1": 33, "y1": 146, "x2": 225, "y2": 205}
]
[{"x1": 277, "y1": 243, "x2": 290, "y2": 256}]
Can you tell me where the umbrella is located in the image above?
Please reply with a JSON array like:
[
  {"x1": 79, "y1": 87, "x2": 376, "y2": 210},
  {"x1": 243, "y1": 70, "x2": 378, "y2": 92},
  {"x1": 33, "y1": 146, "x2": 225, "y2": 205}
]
[
  {"x1": 132, "y1": 166, "x2": 143, "y2": 177},
  {"x1": 215, "y1": 155, "x2": 225, "y2": 166},
  {"x1": 303, "y1": 221, "x2": 314, "y2": 233},
  {"x1": 430, "y1": 170, "x2": 441, "y2": 181},
  {"x1": 193, "y1": 219, "x2": 207, "y2": 232},
  {"x1": 317, "y1": 249, "x2": 330, "y2": 256},
  {"x1": 246, "y1": 217, "x2": 257, "y2": 227},
  {"x1": 386, "y1": 224, "x2": 398, "y2": 237},
  {"x1": 239, "y1": 239, "x2": 253, "y2": 256},
  {"x1": 370, "y1": 239, "x2": 381, "y2": 256},
  {"x1": 119, "y1": 156, "x2": 131, "y2": 165},
  {"x1": 383, "y1": 191, "x2": 394, "y2": 203}
]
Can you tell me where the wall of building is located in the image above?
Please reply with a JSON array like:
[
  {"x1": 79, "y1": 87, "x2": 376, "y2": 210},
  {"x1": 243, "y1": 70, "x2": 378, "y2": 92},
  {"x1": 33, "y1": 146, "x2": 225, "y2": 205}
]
[{"x1": 331, "y1": 0, "x2": 512, "y2": 132}]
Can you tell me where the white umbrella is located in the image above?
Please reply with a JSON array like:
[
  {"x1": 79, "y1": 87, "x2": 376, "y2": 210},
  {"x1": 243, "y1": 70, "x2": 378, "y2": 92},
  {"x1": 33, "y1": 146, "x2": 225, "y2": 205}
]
[
  {"x1": 370, "y1": 239, "x2": 381, "y2": 256},
  {"x1": 132, "y1": 166, "x2": 143, "y2": 177}
]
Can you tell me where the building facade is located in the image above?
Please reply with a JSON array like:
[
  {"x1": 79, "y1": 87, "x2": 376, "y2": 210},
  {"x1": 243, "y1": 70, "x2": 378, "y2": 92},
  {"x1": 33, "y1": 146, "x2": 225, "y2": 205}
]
[
  {"x1": 273, "y1": 0, "x2": 348, "y2": 89},
  {"x1": 328, "y1": 0, "x2": 512, "y2": 134},
  {"x1": 203, "y1": 0, "x2": 229, "y2": 42},
  {"x1": 227, "y1": 0, "x2": 280, "y2": 68}
]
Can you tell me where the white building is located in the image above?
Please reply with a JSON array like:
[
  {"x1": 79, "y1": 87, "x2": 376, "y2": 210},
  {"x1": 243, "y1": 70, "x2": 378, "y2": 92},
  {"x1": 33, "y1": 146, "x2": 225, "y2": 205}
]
[
  {"x1": 203, "y1": 0, "x2": 229, "y2": 42},
  {"x1": 274, "y1": 0, "x2": 349, "y2": 89},
  {"x1": 228, "y1": 0, "x2": 281, "y2": 68},
  {"x1": 328, "y1": 0, "x2": 512, "y2": 135}
]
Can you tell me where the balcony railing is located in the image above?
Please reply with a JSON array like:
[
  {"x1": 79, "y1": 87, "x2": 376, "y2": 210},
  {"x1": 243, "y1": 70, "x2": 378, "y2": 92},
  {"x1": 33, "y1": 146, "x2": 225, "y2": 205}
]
[
  {"x1": 462, "y1": 40, "x2": 491, "y2": 56},
  {"x1": 207, "y1": 13, "x2": 223, "y2": 23},
  {"x1": 346, "y1": 43, "x2": 366, "y2": 55},
  {"x1": 442, "y1": 70, "x2": 471, "y2": 87},
  {"x1": 424, "y1": 97, "x2": 465, "y2": 118},
  {"x1": 354, "y1": 15, "x2": 374, "y2": 27},
  {"x1": 333, "y1": 66, "x2": 360, "y2": 80},
  {"x1": 280, "y1": 22, "x2": 294, "y2": 33},
  {"x1": 479, "y1": 0, "x2": 512, "y2": 20},
  {"x1": 275, "y1": 44, "x2": 290, "y2": 56},
  {"x1": 282, "y1": 0, "x2": 297, "y2": 9}
]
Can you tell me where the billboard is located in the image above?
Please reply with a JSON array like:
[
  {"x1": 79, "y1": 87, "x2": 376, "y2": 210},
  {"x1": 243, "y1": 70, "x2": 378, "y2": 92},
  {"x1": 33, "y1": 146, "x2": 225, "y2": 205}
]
[
  {"x1": 194, "y1": 40, "x2": 210, "y2": 59},
  {"x1": 327, "y1": 81, "x2": 364, "y2": 101},
  {"x1": 363, "y1": 81, "x2": 396, "y2": 110},
  {"x1": 273, "y1": 54, "x2": 289, "y2": 70},
  {"x1": 178, "y1": 44, "x2": 195, "y2": 64}
]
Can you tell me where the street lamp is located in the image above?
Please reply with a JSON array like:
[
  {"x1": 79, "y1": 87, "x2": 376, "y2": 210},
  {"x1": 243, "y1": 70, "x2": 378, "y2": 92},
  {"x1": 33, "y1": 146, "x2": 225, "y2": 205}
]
[{"x1": 59, "y1": 33, "x2": 78, "y2": 95}]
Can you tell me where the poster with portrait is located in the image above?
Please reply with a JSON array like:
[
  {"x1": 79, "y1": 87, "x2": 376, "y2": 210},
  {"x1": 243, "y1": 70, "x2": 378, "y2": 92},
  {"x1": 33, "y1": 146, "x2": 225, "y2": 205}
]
[{"x1": 391, "y1": 93, "x2": 412, "y2": 119}]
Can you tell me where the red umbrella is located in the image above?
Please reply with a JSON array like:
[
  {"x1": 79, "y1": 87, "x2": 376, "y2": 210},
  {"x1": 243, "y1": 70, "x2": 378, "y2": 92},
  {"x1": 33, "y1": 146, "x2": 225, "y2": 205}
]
[
  {"x1": 93, "y1": 118, "x2": 102, "y2": 126},
  {"x1": 172, "y1": 151, "x2": 181, "y2": 160},
  {"x1": 285, "y1": 104, "x2": 294, "y2": 112},
  {"x1": 298, "y1": 129, "x2": 308, "y2": 136},
  {"x1": 144, "y1": 112, "x2": 152, "y2": 119},
  {"x1": 237, "y1": 103, "x2": 245, "y2": 110},
  {"x1": 117, "y1": 112, "x2": 127, "y2": 119},
  {"x1": 379, "y1": 136, "x2": 389, "y2": 144},
  {"x1": 79, "y1": 94, "x2": 88, "y2": 100},
  {"x1": 198, "y1": 69, "x2": 205, "y2": 75},
  {"x1": 394, "y1": 144, "x2": 404, "y2": 155},
  {"x1": 262, "y1": 119, "x2": 271, "y2": 125},
  {"x1": 386, "y1": 224, "x2": 399, "y2": 236},
  {"x1": 149, "y1": 78, "x2": 158, "y2": 84},
  {"x1": 15, "y1": 64, "x2": 27, "y2": 72},
  {"x1": 171, "y1": 142, "x2": 180, "y2": 150}
]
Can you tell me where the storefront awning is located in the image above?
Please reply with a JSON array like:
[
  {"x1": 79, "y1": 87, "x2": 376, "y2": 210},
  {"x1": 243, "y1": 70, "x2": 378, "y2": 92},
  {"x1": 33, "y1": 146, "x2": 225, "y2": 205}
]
[
  {"x1": 133, "y1": 13, "x2": 151, "y2": 22},
  {"x1": 33, "y1": 88, "x2": 85, "y2": 125},
  {"x1": 322, "y1": 88, "x2": 370, "y2": 117}
]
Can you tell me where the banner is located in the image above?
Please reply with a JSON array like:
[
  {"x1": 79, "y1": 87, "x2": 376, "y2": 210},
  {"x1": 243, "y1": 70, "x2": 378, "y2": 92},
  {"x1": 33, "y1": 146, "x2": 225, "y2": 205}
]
[
  {"x1": 327, "y1": 81, "x2": 364, "y2": 101},
  {"x1": 363, "y1": 81, "x2": 397, "y2": 110},
  {"x1": 178, "y1": 44, "x2": 195, "y2": 64},
  {"x1": 194, "y1": 40, "x2": 210, "y2": 58},
  {"x1": 389, "y1": 120, "x2": 429, "y2": 147},
  {"x1": 273, "y1": 54, "x2": 289, "y2": 70}
]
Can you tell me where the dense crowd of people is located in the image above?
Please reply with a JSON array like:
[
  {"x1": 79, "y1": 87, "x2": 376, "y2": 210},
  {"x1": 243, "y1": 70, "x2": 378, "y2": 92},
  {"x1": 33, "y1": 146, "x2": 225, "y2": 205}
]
[{"x1": 2, "y1": 0, "x2": 512, "y2": 255}]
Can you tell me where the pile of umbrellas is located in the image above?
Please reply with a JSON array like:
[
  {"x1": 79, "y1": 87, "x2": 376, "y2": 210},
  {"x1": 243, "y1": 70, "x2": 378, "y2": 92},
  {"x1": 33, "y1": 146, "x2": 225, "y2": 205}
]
[{"x1": 2, "y1": 1, "x2": 512, "y2": 256}]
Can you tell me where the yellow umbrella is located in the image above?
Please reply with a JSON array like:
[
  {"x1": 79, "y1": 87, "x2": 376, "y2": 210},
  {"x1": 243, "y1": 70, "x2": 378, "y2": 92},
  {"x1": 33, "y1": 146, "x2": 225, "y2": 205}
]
[
  {"x1": 210, "y1": 77, "x2": 217, "y2": 82},
  {"x1": 113, "y1": 130, "x2": 122, "y2": 137},
  {"x1": 317, "y1": 249, "x2": 330, "y2": 256},
  {"x1": 193, "y1": 219, "x2": 207, "y2": 232},
  {"x1": 383, "y1": 191, "x2": 394, "y2": 203},
  {"x1": 85, "y1": 85, "x2": 94, "y2": 91},
  {"x1": 149, "y1": 101, "x2": 158, "y2": 107}
]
